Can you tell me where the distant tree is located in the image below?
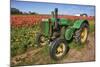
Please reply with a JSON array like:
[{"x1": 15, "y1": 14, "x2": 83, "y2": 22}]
[
  {"x1": 11, "y1": 8, "x2": 39, "y2": 15},
  {"x1": 23, "y1": 12, "x2": 29, "y2": 15},
  {"x1": 11, "y1": 8, "x2": 23, "y2": 15},
  {"x1": 28, "y1": 11, "x2": 38, "y2": 15}
]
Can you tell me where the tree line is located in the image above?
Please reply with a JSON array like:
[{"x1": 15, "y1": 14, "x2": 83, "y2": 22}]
[{"x1": 11, "y1": 8, "x2": 38, "y2": 15}]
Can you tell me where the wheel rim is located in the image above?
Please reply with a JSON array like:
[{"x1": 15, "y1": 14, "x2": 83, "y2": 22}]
[
  {"x1": 39, "y1": 36, "x2": 46, "y2": 46},
  {"x1": 55, "y1": 43, "x2": 66, "y2": 57},
  {"x1": 40, "y1": 36, "x2": 45, "y2": 42},
  {"x1": 81, "y1": 27, "x2": 88, "y2": 43}
]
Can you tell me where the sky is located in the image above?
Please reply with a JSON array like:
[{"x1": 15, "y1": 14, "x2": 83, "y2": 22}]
[{"x1": 11, "y1": 0, "x2": 95, "y2": 16}]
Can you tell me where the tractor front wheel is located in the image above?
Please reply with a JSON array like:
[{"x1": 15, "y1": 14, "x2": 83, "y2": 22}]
[
  {"x1": 35, "y1": 33, "x2": 46, "y2": 47},
  {"x1": 49, "y1": 38, "x2": 69, "y2": 60}
]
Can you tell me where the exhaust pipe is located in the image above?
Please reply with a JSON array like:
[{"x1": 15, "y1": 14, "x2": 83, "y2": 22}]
[{"x1": 55, "y1": 8, "x2": 58, "y2": 19}]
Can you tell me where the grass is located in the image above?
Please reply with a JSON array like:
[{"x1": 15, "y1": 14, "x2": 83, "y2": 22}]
[
  {"x1": 69, "y1": 41, "x2": 85, "y2": 51},
  {"x1": 89, "y1": 20, "x2": 95, "y2": 33},
  {"x1": 11, "y1": 24, "x2": 40, "y2": 57}
]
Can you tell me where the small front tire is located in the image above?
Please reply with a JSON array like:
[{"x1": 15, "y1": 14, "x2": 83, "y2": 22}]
[{"x1": 35, "y1": 33, "x2": 46, "y2": 47}]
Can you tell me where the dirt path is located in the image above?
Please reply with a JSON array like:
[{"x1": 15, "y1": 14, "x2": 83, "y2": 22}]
[
  {"x1": 11, "y1": 33, "x2": 95, "y2": 66},
  {"x1": 11, "y1": 48, "x2": 43, "y2": 65}
]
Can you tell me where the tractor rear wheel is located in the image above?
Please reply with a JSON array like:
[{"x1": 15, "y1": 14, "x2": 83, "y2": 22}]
[
  {"x1": 49, "y1": 38, "x2": 69, "y2": 60},
  {"x1": 76, "y1": 23, "x2": 89, "y2": 44}
]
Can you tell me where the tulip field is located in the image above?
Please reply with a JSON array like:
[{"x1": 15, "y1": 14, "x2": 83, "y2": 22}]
[{"x1": 11, "y1": 15, "x2": 94, "y2": 27}]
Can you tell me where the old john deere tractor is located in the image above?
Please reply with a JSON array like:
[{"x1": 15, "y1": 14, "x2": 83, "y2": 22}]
[{"x1": 35, "y1": 8, "x2": 89, "y2": 60}]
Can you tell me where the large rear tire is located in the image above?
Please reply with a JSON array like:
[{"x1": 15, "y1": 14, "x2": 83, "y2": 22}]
[{"x1": 75, "y1": 23, "x2": 89, "y2": 44}]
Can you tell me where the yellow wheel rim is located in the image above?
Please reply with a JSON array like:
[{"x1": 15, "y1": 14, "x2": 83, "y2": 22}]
[
  {"x1": 40, "y1": 36, "x2": 45, "y2": 42},
  {"x1": 56, "y1": 43, "x2": 66, "y2": 57},
  {"x1": 40, "y1": 36, "x2": 46, "y2": 46},
  {"x1": 81, "y1": 27, "x2": 88, "y2": 43}
]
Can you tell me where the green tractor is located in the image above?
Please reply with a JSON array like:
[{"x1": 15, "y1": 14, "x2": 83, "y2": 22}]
[{"x1": 35, "y1": 8, "x2": 89, "y2": 60}]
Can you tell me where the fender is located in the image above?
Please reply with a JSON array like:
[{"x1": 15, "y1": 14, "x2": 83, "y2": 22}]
[
  {"x1": 65, "y1": 27, "x2": 75, "y2": 40},
  {"x1": 73, "y1": 20, "x2": 89, "y2": 29},
  {"x1": 65, "y1": 20, "x2": 89, "y2": 40}
]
